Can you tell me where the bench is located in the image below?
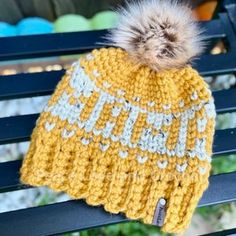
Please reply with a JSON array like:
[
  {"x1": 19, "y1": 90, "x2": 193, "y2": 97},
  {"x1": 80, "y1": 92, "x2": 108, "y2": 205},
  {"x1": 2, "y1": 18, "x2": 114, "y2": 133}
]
[{"x1": 0, "y1": 1, "x2": 236, "y2": 236}]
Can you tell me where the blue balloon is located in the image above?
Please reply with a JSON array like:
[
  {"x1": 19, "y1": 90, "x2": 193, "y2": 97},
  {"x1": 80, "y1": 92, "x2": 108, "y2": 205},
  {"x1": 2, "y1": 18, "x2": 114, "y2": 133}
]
[
  {"x1": 17, "y1": 17, "x2": 53, "y2": 35},
  {"x1": 0, "y1": 22, "x2": 17, "y2": 37}
]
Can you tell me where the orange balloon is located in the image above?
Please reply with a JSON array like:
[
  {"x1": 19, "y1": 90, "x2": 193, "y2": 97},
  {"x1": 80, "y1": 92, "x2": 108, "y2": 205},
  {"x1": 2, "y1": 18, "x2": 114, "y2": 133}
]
[{"x1": 193, "y1": 1, "x2": 218, "y2": 20}]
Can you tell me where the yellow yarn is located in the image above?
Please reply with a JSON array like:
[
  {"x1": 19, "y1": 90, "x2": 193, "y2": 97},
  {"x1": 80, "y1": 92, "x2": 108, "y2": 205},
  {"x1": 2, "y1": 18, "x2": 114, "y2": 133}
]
[{"x1": 20, "y1": 48, "x2": 216, "y2": 234}]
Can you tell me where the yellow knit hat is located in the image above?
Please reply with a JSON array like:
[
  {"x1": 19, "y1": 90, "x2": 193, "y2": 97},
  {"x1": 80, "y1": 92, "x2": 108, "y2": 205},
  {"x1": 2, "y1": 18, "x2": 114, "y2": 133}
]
[{"x1": 20, "y1": 0, "x2": 216, "y2": 234}]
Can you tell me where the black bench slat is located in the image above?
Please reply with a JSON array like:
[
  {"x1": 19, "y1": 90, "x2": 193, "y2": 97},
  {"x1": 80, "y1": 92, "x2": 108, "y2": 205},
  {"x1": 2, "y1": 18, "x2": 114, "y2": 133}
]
[
  {"x1": 0, "y1": 160, "x2": 22, "y2": 193},
  {"x1": 1, "y1": 85, "x2": 236, "y2": 148},
  {"x1": 0, "y1": 171, "x2": 235, "y2": 236},
  {"x1": 225, "y1": 1, "x2": 236, "y2": 34},
  {"x1": 1, "y1": 77, "x2": 236, "y2": 113},
  {"x1": 219, "y1": 12, "x2": 236, "y2": 52},
  {"x1": 0, "y1": 71, "x2": 63, "y2": 101},
  {"x1": 0, "y1": 114, "x2": 39, "y2": 145},
  {"x1": 199, "y1": 171, "x2": 236, "y2": 207},
  {"x1": 0, "y1": 199, "x2": 128, "y2": 236},
  {"x1": 214, "y1": 88, "x2": 236, "y2": 113},
  {"x1": 213, "y1": 128, "x2": 236, "y2": 155},
  {"x1": 194, "y1": 53, "x2": 236, "y2": 76},
  {"x1": 0, "y1": 114, "x2": 236, "y2": 154},
  {"x1": 1, "y1": 53, "x2": 236, "y2": 102},
  {"x1": 0, "y1": 30, "x2": 106, "y2": 61},
  {"x1": 1, "y1": 158, "x2": 236, "y2": 195},
  {"x1": 199, "y1": 20, "x2": 226, "y2": 39},
  {"x1": 0, "y1": 20, "x2": 226, "y2": 61}
]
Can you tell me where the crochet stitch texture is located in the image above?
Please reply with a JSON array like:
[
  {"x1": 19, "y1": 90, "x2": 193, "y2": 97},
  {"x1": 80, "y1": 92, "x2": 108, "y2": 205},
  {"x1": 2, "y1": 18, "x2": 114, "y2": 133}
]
[
  {"x1": 20, "y1": 48, "x2": 216, "y2": 234},
  {"x1": 20, "y1": 0, "x2": 216, "y2": 233}
]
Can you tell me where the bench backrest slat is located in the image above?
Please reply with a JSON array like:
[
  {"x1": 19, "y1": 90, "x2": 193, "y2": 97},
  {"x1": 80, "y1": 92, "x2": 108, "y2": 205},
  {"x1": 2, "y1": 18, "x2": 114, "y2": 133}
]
[
  {"x1": 0, "y1": 71, "x2": 64, "y2": 101},
  {"x1": 0, "y1": 20, "x2": 227, "y2": 61},
  {"x1": 0, "y1": 171, "x2": 235, "y2": 236},
  {"x1": 0, "y1": 54, "x2": 236, "y2": 101},
  {"x1": 1, "y1": 87, "x2": 236, "y2": 145},
  {"x1": 0, "y1": 30, "x2": 106, "y2": 61}
]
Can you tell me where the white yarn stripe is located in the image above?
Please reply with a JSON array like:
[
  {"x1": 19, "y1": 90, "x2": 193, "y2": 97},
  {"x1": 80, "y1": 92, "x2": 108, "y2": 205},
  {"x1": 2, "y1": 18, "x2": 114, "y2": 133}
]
[
  {"x1": 112, "y1": 106, "x2": 122, "y2": 117},
  {"x1": 99, "y1": 143, "x2": 110, "y2": 152},
  {"x1": 81, "y1": 137, "x2": 91, "y2": 145},
  {"x1": 136, "y1": 155, "x2": 148, "y2": 164},
  {"x1": 120, "y1": 105, "x2": 139, "y2": 146},
  {"x1": 153, "y1": 113, "x2": 164, "y2": 130},
  {"x1": 176, "y1": 163, "x2": 188, "y2": 172},
  {"x1": 43, "y1": 62, "x2": 213, "y2": 162},
  {"x1": 102, "y1": 122, "x2": 116, "y2": 139},
  {"x1": 157, "y1": 160, "x2": 168, "y2": 169},
  {"x1": 197, "y1": 117, "x2": 207, "y2": 132},
  {"x1": 119, "y1": 150, "x2": 128, "y2": 159},
  {"x1": 199, "y1": 166, "x2": 207, "y2": 175},
  {"x1": 84, "y1": 91, "x2": 108, "y2": 133},
  {"x1": 194, "y1": 138, "x2": 211, "y2": 161},
  {"x1": 204, "y1": 100, "x2": 216, "y2": 118},
  {"x1": 175, "y1": 111, "x2": 189, "y2": 157},
  {"x1": 61, "y1": 129, "x2": 75, "y2": 139},
  {"x1": 44, "y1": 122, "x2": 55, "y2": 131}
]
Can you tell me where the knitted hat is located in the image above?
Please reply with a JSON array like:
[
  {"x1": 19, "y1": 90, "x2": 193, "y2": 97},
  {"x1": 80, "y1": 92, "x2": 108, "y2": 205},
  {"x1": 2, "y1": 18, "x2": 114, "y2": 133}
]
[{"x1": 20, "y1": 0, "x2": 216, "y2": 234}]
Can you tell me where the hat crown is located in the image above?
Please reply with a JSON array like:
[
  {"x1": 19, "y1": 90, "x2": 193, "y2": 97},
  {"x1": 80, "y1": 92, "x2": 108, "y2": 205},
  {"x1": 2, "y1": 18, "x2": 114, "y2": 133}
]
[{"x1": 80, "y1": 48, "x2": 211, "y2": 113}]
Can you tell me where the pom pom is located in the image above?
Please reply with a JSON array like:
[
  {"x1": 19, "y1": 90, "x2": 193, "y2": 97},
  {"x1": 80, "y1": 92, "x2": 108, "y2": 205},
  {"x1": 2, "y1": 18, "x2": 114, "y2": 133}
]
[{"x1": 107, "y1": 0, "x2": 204, "y2": 71}]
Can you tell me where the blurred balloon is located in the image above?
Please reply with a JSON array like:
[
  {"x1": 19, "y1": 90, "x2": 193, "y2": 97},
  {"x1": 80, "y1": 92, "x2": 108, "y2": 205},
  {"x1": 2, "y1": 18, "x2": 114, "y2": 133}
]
[
  {"x1": 91, "y1": 11, "x2": 118, "y2": 29},
  {"x1": 17, "y1": 17, "x2": 53, "y2": 35},
  {"x1": 0, "y1": 22, "x2": 17, "y2": 37},
  {"x1": 54, "y1": 14, "x2": 91, "y2": 32}
]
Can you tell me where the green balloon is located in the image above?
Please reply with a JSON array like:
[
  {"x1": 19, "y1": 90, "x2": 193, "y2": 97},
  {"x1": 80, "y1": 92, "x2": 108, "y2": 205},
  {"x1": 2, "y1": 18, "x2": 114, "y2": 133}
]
[
  {"x1": 54, "y1": 14, "x2": 91, "y2": 32},
  {"x1": 91, "y1": 11, "x2": 118, "y2": 30}
]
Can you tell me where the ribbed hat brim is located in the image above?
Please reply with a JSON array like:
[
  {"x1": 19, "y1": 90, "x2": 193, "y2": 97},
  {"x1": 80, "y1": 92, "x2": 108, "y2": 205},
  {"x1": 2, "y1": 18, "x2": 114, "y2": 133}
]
[{"x1": 20, "y1": 121, "x2": 208, "y2": 234}]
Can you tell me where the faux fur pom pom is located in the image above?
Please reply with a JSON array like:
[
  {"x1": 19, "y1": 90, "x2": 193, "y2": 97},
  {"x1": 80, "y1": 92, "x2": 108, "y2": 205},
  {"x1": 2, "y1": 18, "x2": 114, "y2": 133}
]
[{"x1": 108, "y1": 0, "x2": 204, "y2": 71}]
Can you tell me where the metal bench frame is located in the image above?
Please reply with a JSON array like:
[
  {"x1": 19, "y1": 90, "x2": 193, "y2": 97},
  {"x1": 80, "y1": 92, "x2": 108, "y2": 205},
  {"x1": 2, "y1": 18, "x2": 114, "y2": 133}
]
[{"x1": 0, "y1": 1, "x2": 236, "y2": 235}]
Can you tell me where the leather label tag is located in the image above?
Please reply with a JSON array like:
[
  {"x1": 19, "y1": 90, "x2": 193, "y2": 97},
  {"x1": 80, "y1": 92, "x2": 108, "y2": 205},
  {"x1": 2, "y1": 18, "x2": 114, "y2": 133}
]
[{"x1": 152, "y1": 198, "x2": 166, "y2": 227}]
